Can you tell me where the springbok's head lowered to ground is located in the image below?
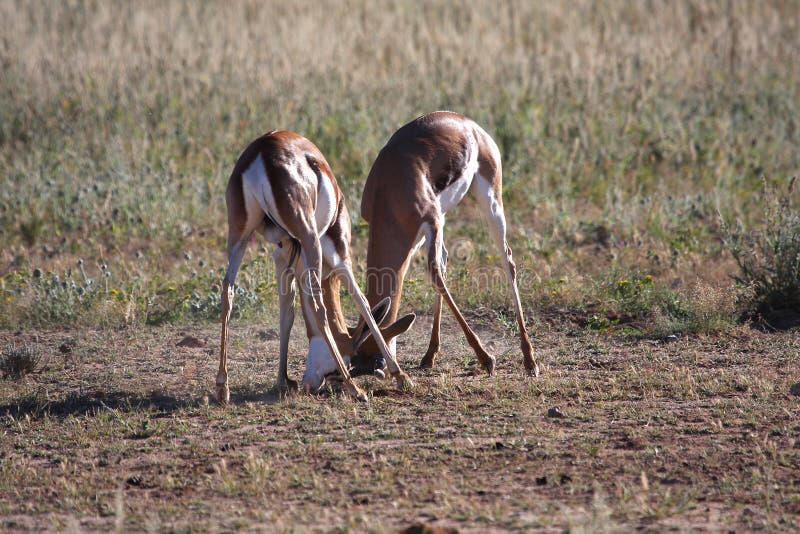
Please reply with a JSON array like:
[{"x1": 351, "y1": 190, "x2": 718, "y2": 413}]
[{"x1": 301, "y1": 297, "x2": 415, "y2": 391}]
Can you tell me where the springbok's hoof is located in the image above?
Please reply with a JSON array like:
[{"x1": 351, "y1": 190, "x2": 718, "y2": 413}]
[
  {"x1": 344, "y1": 381, "x2": 368, "y2": 402},
  {"x1": 418, "y1": 351, "x2": 437, "y2": 369},
  {"x1": 216, "y1": 384, "x2": 230, "y2": 405},
  {"x1": 523, "y1": 347, "x2": 540, "y2": 377},
  {"x1": 483, "y1": 356, "x2": 496, "y2": 376},
  {"x1": 394, "y1": 372, "x2": 415, "y2": 391},
  {"x1": 526, "y1": 362, "x2": 541, "y2": 377},
  {"x1": 277, "y1": 378, "x2": 299, "y2": 394}
]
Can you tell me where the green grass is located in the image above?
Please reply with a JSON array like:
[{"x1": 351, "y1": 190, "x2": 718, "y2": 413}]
[{"x1": 1, "y1": 0, "x2": 799, "y2": 332}]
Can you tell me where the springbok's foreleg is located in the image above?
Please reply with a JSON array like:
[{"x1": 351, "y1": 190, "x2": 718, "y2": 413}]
[
  {"x1": 419, "y1": 294, "x2": 442, "y2": 369},
  {"x1": 338, "y1": 263, "x2": 414, "y2": 390},
  {"x1": 473, "y1": 176, "x2": 539, "y2": 376},
  {"x1": 424, "y1": 221, "x2": 495, "y2": 375},
  {"x1": 273, "y1": 242, "x2": 298, "y2": 391},
  {"x1": 300, "y1": 234, "x2": 367, "y2": 401},
  {"x1": 420, "y1": 231, "x2": 447, "y2": 368},
  {"x1": 218, "y1": 239, "x2": 248, "y2": 404}
]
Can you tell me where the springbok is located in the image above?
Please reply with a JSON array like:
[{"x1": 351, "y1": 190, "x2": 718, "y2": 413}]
[
  {"x1": 358, "y1": 111, "x2": 540, "y2": 376},
  {"x1": 217, "y1": 130, "x2": 414, "y2": 404}
]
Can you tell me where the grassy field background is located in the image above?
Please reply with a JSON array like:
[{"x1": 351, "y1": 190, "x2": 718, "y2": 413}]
[
  {"x1": 1, "y1": 0, "x2": 798, "y2": 331},
  {"x1": 1, "y1": 0, "x2": 799, "y2": 532}
]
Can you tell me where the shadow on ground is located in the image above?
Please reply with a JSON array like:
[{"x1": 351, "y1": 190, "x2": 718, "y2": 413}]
[
  {"x1": 0, "y1": 383, "x2": 288, "y2": 420},
  {"x1": 750, "y1": 309, "x2": 800, "y2": 332},
  {"x1": 0, "y1": 390, "x2": 201, "y2": 420},
  {"x1": 0, "y1": 384, "x2": 356, "y2": 419},
  {"x1": 228, "y1": 383, "x2": 290, "y2": 405}
]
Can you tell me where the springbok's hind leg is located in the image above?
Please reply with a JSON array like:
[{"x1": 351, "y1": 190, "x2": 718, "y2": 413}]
[
  {"x1": 501, "y1": 242, "x2": 539, "y2": 376},
  {"x1": 473, "y1": 175, "x2": 539, "y2": 376}
]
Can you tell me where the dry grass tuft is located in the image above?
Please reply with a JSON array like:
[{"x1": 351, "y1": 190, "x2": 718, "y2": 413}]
[{"x1": 0, "y1": 343, "x2": 41, "y2": 379}]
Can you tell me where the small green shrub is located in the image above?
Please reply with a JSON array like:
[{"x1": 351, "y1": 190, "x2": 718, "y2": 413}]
[
  {"x1": 580, "y1": 269, "x2": 736, "y2": 337},
  {"x1": 723, "y1": 177, "x2": 800, "y2": 323},
  {"x1": 0, "y1": 253, "x2": 281, "y2": 328},
  {"x1": 586, "y1": 270, "x2": 685, "y2": 327}
]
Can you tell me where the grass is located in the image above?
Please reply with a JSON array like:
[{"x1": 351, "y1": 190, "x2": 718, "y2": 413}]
[
  {"x1": 0, "y1": 0, "x2": 798, "y2": 332},
  {"x1": 1, "y1": 2, "x2": 800, "y2": 530},
  {"x1": 723, "y1": 177, "x2": 800, "y2": 326}
]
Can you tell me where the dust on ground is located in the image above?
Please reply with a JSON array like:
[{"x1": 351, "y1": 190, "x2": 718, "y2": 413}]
[{"x1": 1, "y1": 316, "x2": 798, "y2": 532}]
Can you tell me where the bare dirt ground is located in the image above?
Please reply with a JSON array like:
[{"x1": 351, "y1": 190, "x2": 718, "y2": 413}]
[{"x1": 1, "y1": 315, "x2": 799, "y2": 533}]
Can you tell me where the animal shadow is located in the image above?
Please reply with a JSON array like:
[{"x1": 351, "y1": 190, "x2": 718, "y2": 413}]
[{"x1": 0, "y1": 389, "x2": 203, "y2": 421}]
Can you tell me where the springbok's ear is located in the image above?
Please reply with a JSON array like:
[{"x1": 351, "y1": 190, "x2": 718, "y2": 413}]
[
  {"x1": 371, "y1": 297, "x2": 392, "y2": 326},
  {"x1": 355, "y1": 313, "x2": 416, "y2": 356},
  {"x1": 349, "y1": 297, "x2": 393, "y2": 343}
]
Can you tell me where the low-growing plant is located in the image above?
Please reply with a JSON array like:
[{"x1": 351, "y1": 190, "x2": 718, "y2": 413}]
[
  {"x1": 0, "y1": 252, "x2": 282, "y2": 328},
  {"x1": 723, "y1": 177, "x2": 800, "y2": 326},
  {"x1": 584, "y1": 270, "x2": 668, "y2": 323},
  {"x1": 1, "y1": 343, "x2": 41, "y2": 379},
  {"x1": 576, "y1": 268, "x2": 741, "y2": 337},
  {"x1": 580, "y1": 269, "x2": 742, "y2": 337}
]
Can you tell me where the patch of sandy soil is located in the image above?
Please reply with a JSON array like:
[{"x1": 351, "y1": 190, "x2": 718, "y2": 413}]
[{"x1": 1, "y1": 316, "x2": 798, "y2": 532}]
